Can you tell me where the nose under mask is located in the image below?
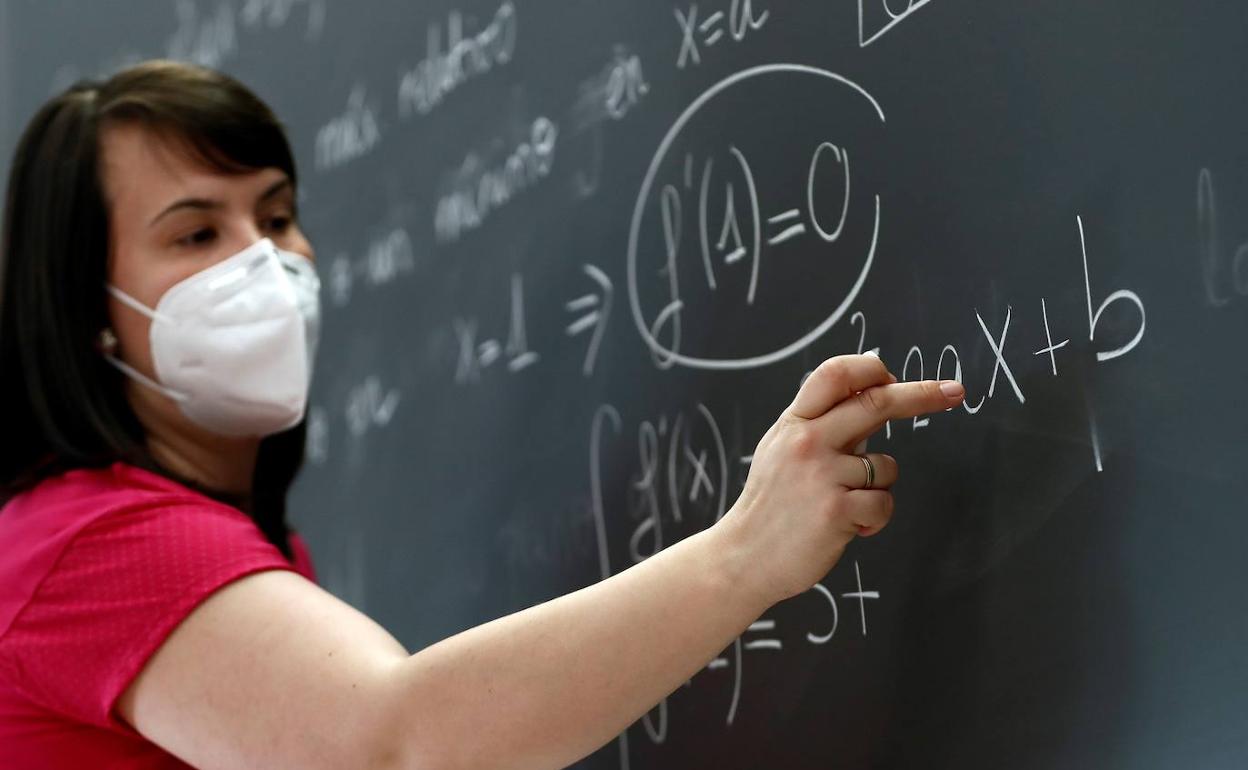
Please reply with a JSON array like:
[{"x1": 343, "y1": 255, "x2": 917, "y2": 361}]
[{"x1": 104, "y1": 237, "x2": 322, "y2": 438}]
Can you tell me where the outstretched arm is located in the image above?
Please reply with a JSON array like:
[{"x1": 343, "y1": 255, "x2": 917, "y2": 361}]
[{"x1": 119, "y1": 355, "x2": 964, "y2": 770}]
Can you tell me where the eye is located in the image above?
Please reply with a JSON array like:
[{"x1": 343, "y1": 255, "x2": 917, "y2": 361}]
[
  {"x1": 175, "y1": 227, "x2": 217, "y2": 248},
  {"x1": 264, "y1": 213, "x2": 294, "y2": 234}
]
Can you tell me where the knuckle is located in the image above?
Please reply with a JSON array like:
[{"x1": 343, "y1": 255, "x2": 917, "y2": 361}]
[
  {"x1": 856, "y1": 386, "x2": 888, "y2": 415},
  {"x1": 778, "y1": 411, "x2": 804, "y2": 431},
  {"x1": 814, "y1": 357, "x2": 850, "y2": 389},
  {"x1": 788, "y1": 426, "x2": 820, "y2": 459},
  {"x1": 881, "y1": 492, "x2": 896, "y2": 519},
  {"x1": 824, "y1": 494, "x2": 847, "y2": 521}
]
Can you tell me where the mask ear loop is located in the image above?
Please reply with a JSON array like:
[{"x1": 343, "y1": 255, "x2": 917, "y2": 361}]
[
  {"x1": 106, "y1": 284, "x2": 175, "y2": 325},
  {"x1": 102, "y1": 285, "x2": 189, "y2": 403}
]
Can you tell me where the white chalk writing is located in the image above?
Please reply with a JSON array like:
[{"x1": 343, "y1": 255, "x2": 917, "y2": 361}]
[
  {"x1": 314, "y1": 85, "x2": 382, "y2": 172},
  {"x1": 167, "y1": 0, "x2": 237, "y2": 68},
  {"x1": 434, "y1": 116, "x2": 558, "y2": 244},
  {"x1": 675, "y1": 0, "x2": 770, "y2": 69},
  {"x1": 453, "y1": 273, "x2": 539, "y2": 383},
  {"x1": 397, "y1": 1, "x2": 517, "y2": 119},
  {"x1": 327, "y1": 228, "x2": 417, "y2": 307},
  {"x1": 627, "y1": 65, "x2": 886, "y2": 370},
  {"x1": 858, "y1": 0, "x2": 934, "y2": 48},
  {"x1": 239, "y1": 0, "x2": 326, "y2": 40},
  {"x1": 1197, "y1": 168, "x2": 1248, "y2": 307},
  {"x1": 345, "y1": 376, "x2": 401, "y2": 438},
  {"x1": 565, "y1": 265, "x2": 614, "y2": 377}
]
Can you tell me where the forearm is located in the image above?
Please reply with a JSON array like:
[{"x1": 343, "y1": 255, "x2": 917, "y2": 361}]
[{"x1": 384, "y1": 523, "x2": 769, "y2": 770}]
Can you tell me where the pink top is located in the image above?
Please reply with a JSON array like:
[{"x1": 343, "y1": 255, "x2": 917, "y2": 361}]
[{"x1": 0, "y1": 462, "x2": 317, "y2": 769}]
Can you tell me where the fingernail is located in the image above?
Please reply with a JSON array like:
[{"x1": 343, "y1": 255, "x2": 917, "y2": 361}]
[
  {"x1": 939, "y1": 380, "x2": 965, "y2": 399},
  {"x1": 864, "y1": 350, "x2": 880, "y2": 359}
]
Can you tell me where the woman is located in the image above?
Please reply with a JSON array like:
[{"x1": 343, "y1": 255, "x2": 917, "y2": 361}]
[{"x1": 0, "y1": 60, "x2": 965, "y2": 769}]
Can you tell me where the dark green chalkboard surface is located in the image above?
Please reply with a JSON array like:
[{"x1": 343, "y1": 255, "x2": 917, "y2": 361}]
[{"x1": 3, "y1": 1, "x2": 1246, "y2": 767}]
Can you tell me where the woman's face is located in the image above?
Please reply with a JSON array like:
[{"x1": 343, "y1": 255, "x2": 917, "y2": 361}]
[{"x1": 100, "y1": 121, "x2": 315, "y2": 443}]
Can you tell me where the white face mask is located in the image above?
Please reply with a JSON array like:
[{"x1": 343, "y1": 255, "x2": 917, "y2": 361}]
[{"x1": 105, "y1": 238, "x2": 322, "y2": 437}]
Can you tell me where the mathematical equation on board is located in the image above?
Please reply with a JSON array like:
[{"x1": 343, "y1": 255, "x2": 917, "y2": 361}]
[
  {"x1": 445, "y1": 63, "x2": 889, "y2": 388},
  {"x1": 848, "y1": 215, "x2": 1146, "y2": 473},
  {"x1": 131, "y1": 0, "x2": 1194, "y2": 763},
  {"x1": 638, "y1": 567, "x2": 879, "y2": 744},
  {"x1": 264, "y1": 1, "x2": 961, "y2": 461},
  {"x1": 440, "y1": 55, "x2": 1147, "y2": 477},
  {"x1": 624, "y1": 63, "x2": 886, "y2": 371},
  {"x1": 70, "y1": 0, "x2": 1229, "y2": 766},
  {"x1": 449, "y1": 267, "x2": 614, "y2": 382},
  {"x1": 587, "y1": 404, "x2": 884, "y2": 748},
  {"x1": 267, "y1": 0, "x2": 1159, "y2": 520},
  {"x1": 669, "y1": 0, "x2": 934, "y2": 71}
]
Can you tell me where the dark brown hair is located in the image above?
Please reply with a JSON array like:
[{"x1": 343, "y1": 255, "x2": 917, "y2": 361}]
[{"x1": 0, "y1": 60, "x2": 305, "y2": 557}]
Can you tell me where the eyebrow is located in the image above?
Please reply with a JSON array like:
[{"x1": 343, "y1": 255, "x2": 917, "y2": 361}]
[{"x1": 147, "y1": 178, "x2": 294, "y2": 227}]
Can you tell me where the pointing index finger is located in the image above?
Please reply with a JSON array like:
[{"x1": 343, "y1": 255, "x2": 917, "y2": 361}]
[{"x1": 819, "y1": 379, "x2": 966, "y2": 449}]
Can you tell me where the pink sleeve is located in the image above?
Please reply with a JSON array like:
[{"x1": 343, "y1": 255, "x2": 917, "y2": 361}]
[{"x1": 2, "y1": 501, "x2": 301, "y2": 731}]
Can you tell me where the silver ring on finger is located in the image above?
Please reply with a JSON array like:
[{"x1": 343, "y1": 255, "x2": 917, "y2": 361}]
[{"x1": 858, "y1": 455, "x2": 875, "y2": 490}]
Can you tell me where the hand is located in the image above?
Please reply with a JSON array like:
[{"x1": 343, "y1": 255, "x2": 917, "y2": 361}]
[{"x1": 713, "y1": 354, "x2": 965, "y2": 606}]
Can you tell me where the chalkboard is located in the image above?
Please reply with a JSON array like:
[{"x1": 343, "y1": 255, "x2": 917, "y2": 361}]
[{"x1": 3, "y1": 1, "x2": 1247, "y2": 767}]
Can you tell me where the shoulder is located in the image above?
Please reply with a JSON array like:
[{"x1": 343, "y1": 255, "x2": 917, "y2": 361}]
[
  {"x1": 0, "y1": 462, "x2": 307, "y2": 728},
  {"x1": 0, "y1": 460, "x2": 242, "y2": 538},
  {"x1": 0, "y1": 462, "x2": 296, "y2": 640}
]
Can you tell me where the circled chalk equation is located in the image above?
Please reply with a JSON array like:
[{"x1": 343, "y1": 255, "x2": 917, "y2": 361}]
[{"x1": 627, "y1": 64, "x2": 887, "y2": 371}]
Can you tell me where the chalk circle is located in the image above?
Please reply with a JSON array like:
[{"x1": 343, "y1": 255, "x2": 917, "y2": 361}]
[{"x1": 626, "y1": 64, "x2": 887, "y2": 371}]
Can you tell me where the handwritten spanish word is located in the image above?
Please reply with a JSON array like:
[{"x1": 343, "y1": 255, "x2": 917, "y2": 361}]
[
  {"x1": 852, "y1": 216, "x2": 1145, "y2": 471},
  {"x1": 304, "y1": 378, "x2": 399, "y2": 466},
  {"x1": 314, "y1": 85, "x2": 382, "y2": 172},
  {"x1": 570, "y1": 48, "x2": 651, "y2": 200},
  {"x1": 327, "y1": 228, "x2": 417, "y2": 308},
  {"x1": 433, "y1": 116, "x2": 558, "y2": 244},
  {"x1": 1197, "y1": 168, "x2": 1248, "y2": 308},
  {"x1": 674, "y1": 0, "x2": 769, "y2": 69},
  {"x1": 345, "y1": 375, "x2": 401, "y2": 439},
  {"x1": 239, "y1": 0, "x2": 325, "y2": 40},
  {"x1": 857, "y1": 0, "x2": 933, "y2": 48},
  {"x1": 604, "y1": 50, "x2": 650, "y2": 120},
  {"x1": 167, "y1": 0, "x2": 237, "y2": 68},
  {"x1": 397, "y1": 1, "x2": 517, "y2": 119},
  {"x1": 167, "y1": 0, "x2": 325, "y2": 68},
  {"x1": 574, "y1": 47, "x2": 651, "y2": 127},
  {"x1": 452, "y1": 273, "x2": 539, "y2": 384}
]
